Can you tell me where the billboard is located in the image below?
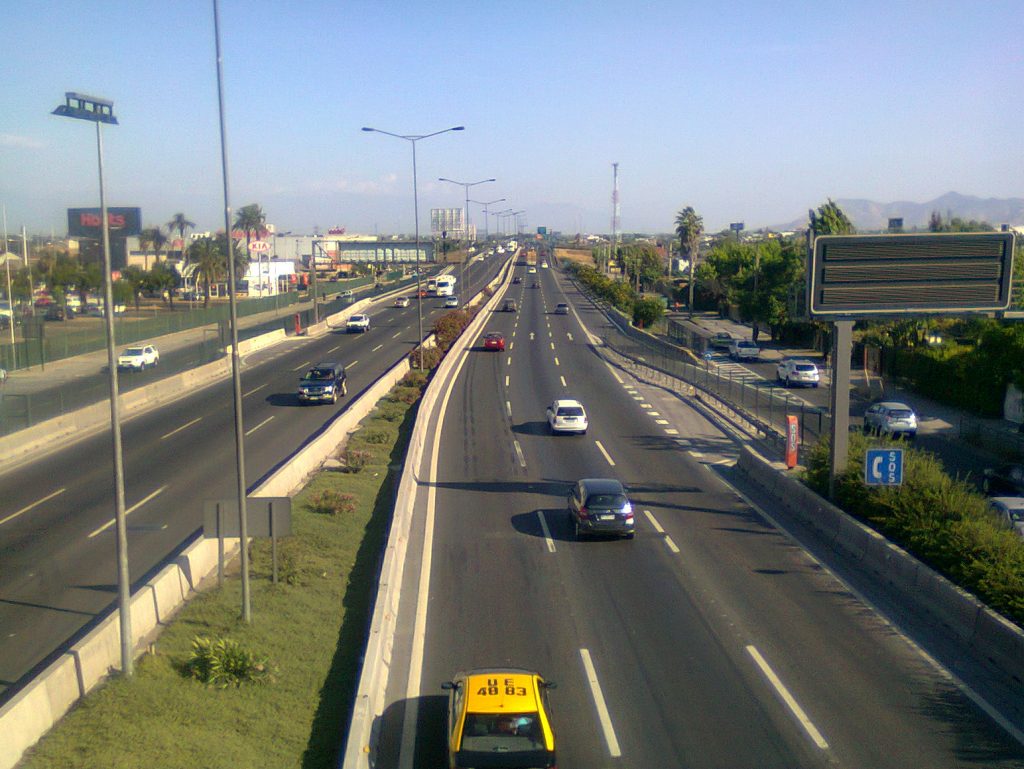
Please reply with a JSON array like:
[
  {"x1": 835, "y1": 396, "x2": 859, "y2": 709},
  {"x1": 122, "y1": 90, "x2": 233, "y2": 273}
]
[
  {"x1": 67, "y1": 207, "x2": 142, "y2": 238},
  {"x1": 808, "y1": 232, "x2": 1016, "y2": 317}
]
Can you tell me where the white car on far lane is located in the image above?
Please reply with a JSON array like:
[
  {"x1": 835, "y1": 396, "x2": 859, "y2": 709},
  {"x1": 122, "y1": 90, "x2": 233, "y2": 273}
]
[
  {"x1": 117, "y1": 344, "x2": 159, "y2": 371},
  {"x1": 776, "y1": 359, "x2": 820, "y2": 388}
]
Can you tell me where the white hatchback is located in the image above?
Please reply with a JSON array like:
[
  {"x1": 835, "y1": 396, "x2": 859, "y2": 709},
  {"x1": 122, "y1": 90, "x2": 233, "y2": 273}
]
[{"x1": 546, "y1": 398, "x2": 588, "y2": 435}]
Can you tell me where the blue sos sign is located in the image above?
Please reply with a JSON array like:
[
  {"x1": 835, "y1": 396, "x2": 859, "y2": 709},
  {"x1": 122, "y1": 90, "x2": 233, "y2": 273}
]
[{"x1": 865, "y1": 448, "x2": 904, "y2": 486}]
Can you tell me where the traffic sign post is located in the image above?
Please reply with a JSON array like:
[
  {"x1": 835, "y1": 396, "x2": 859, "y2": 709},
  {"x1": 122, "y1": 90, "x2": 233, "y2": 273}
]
[{"x1": 865, "y1": 448, "x2": 904, "y2": 486}]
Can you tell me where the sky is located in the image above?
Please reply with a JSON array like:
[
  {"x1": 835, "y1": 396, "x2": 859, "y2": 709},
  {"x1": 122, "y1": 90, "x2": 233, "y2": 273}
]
[{"x1": 2, "y1": 0, "x2": 1022, "y2": 239}]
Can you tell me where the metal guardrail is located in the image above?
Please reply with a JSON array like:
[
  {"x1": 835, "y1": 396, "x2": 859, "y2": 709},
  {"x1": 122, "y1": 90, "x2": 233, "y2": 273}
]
[{"x1": 577, "y1": 287, "x2": 832, "y2": 453}]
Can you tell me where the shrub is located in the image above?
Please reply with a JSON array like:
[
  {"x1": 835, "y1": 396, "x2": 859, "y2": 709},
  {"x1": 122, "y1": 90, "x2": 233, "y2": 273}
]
[
  {"x1": 185, "y1": 636, "x2": 273, "y2": 688},
  {"x1": 307, "y1": 489, "x2": 357, "y2": 516},
  {"x1": 400, "y1": 369, "x2": 428, "y2": 388},
  {"x1": 360, "y1": 429, "x2": 390, "y2": 445},
  {"x1": 410, "y1": 345, "x2": 442, "y2": 370},
  {"x1": 805, "y1": 432, "x2": 1024, "y2": 624},
  {"x1": 375, "y1": 401, "x2": 408, "y2": 422},
  {"x1": 344, "y1": 448, "x2": 372, "y2": 472},
  {"x1": 387, "y1": 385, "x2": 421, "y2": 404}
]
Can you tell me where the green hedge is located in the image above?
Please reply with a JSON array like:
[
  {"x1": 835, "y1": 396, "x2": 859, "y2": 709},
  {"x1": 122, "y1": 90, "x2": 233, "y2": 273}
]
[
  {"x1": 566, "y1": 263, "x2": 636, "y2": 315},
  {"x1": 886, "y1": 324, "x2": 1024, "y2": 417},
  {"x1": 805, "y1": 432, "x2": 1024, "y2": 625}
]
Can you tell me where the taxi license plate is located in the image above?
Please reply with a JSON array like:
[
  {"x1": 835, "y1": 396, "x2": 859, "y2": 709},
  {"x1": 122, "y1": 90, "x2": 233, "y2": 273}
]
[{"x1": 600, "y1": 514, "x2": 616, "y2": 521}]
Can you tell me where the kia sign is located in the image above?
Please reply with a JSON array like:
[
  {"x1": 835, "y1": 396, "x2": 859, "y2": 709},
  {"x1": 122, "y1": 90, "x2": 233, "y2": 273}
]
[
  {"x1": 248, "y1": 241, "x2": 271, "y2": 253},
  {"x1": 67, "y1": 207, "x2": 141, "y2": 238},
  {"x1": 809, "y1": 232, "x2": 1015, "y2": 317}
]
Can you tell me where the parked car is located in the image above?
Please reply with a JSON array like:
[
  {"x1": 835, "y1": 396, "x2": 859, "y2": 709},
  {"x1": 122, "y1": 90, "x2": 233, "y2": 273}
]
[
  {"x1": 546, "y1": 398, "x2": 588, "y2": 435},
  {"x1": 727, "y1": 338, "x2": 760, "y2": 361},
  {"x1": 44, "y1": 306, "x2": 72, "y2": 321},
  {"x1": 710, "y1": 332, "x2": 734, "y2": 349},
  {"x1": 346, "y1": 314, "x2": 370, "y2": 333},
  {"x1": 394, "y1": 296, "x2": 410, "y2": 308},
  {"x1": 117, "y1": 344, "x2": 159, "y2": 371},
  {"x1": 297, "y1": 362, "x2": 347, "y2": 405},
  {"x1": 776, "y1": 359, "x2": 820, "y2": 388},
  {"x1": 483, "y1": 332, "x2": 505, "y2": 351},
  {"x1": 442, "y1": 668, "x2": 557, "y2": 769},
  {"x1": 502, "y1": 299, "x2": 517, "y2": 313},
  {"x1": 554, "y1": 303, "x2": 569, "y2": 315},
  {"x1": 987, "y1": 497, "x2": 1024, "y2": 539},
  {"x1": 982, "y1": 463, "x2": 1024, "y2": 496},
  {"x1": 863, "y1": 401, "x2": 918, "y2": 439},
  {"x1": 567, "y1": 478, "x2": 635, "y2": 539}
]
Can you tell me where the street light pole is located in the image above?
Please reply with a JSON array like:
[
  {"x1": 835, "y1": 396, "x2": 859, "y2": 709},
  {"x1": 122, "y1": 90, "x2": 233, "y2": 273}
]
[
  {"x1": 213, "y1": 0, "x2": 252, "y2": 622},
  {"x1": 362, "y1": 125, "x2": 464, "y2": 367},
  {"x1": 470, "y1": 198, "x2": 505, "y2": 242},
  {"x1": 52, "y1": 92, "x2": 134, "y2": 676},
  {"x1": 438, "y1": 177, "x2": 495, "y2": 294}
]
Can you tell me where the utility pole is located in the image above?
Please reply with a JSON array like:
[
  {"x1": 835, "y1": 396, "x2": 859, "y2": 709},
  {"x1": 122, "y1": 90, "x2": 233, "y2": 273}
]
[{"x1": 610, "y1": 162, "x2": 619, "y2": 277}]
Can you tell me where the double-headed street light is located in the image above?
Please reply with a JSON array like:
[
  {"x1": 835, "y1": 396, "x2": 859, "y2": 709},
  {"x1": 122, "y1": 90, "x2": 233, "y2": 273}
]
[
  {"x1": 52, "y1": 92, "x2": 134, "y2": 676},
  {"x1": 511, "y1": 210, "x2": 526, "y2": 236},
  {"x1": 495, "y1": 208, "x2": 515, "y2": 236},
  {"x1": 362, "y1": 125, "x2": 464, "y2": 367},
  {"x1": 469, "y1": 198, "x2": 505, "y2": 242},
  {"x1": 438, "y1": 177, "x2": 495, "y2": 290}
]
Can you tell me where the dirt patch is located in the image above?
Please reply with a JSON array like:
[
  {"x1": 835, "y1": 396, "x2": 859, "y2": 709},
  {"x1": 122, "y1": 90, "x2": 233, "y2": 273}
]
[{"x1": 554, "y1": 248, "x2": 594, "y2": 267}]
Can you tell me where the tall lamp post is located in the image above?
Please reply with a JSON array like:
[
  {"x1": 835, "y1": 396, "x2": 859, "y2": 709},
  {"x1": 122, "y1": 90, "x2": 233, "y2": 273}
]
[
  {"x1": 470, "y1": 198, "x2": 505, "y2": 242},
  {"x1": 511, "y1": 210, "x2": 526, "y2": 236},
  {"x1": 362, "y1": 125, "x2": 464, "y2": 367},
  {"x1": 496, "y1": 208, "x2": 514, "y2": 236},
  {"x1": 438, "y1": 177, "x2": 495, "y2": 291},
  {"x1": 52, "y1": 92, "x2": 134, "y2": 676},
  {"x1": 213, "y1": 0, "x2": 252, "y2": 622}
]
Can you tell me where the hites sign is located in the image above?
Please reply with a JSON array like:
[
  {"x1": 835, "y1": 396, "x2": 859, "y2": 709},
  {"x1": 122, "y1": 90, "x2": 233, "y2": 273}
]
[{"x1": 67, "y1": 207, "x2": 142, "y2": 238}]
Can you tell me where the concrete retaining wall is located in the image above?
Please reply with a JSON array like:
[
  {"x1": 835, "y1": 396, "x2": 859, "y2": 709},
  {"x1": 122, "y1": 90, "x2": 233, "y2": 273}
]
[
  {"x1": 735, "y1": 445, "x2": 1024, "y2": 691},
  {"x1": 340, "y1": 256, "x2": 514, "y2": 769},
  {"x1": 0, "y1": 535, "x2": 240, "y2": 769}
]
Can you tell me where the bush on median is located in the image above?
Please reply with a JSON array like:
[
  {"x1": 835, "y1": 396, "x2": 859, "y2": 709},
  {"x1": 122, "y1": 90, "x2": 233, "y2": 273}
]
[{"x1": 804, "y1": 431, "x2": 1024, "y2": 625}]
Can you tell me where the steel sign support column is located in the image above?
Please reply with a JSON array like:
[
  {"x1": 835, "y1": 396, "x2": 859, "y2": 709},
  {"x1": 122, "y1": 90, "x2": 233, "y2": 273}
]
[{"x1": 827, "y1": 319, "x2": 853, "y2": 500}]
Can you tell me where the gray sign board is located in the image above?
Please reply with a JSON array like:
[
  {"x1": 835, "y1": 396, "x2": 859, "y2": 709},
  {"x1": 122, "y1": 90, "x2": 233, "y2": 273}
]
[
  {"x1": 809, "y1": 232, "x2": 1015, "y2": 318},
  {"x1": 203, "y1": 497, "x2": 292, "y2": 538}
]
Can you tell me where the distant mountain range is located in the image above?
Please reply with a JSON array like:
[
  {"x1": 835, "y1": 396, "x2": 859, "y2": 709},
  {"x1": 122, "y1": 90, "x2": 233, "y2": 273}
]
[{"x1": 772, "y1": 192, "x2": 1024, "y2": 232}]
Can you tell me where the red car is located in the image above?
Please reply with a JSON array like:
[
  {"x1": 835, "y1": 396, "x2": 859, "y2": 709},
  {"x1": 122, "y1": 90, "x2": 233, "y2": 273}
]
[{"x1": 483, "y1": 332, "x2": 505, "y2": 351}]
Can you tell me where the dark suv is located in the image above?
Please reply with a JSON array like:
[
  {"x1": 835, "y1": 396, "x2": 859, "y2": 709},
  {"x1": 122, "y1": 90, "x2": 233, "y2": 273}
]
[
  {"x1": 567, "y1": 478, "x2": 635, "y2": 540},
  {"x1": 297, "y1": 362, "x2": 347, "y2": 405}
]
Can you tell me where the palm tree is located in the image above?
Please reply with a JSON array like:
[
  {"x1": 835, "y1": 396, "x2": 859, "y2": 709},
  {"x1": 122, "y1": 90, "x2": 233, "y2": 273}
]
[
  {"x1": 675, "y1": 206, "x2": 704, "y2": 317},
  {"x1": 233, "y1": 203, "x2": 266, "y2": 270},
  {"x1": 188, "y1": 236, "x2": 222, "y2": 307},
  {"x1": 167, "y1": 213, "x2": 195, "y2": 262}
]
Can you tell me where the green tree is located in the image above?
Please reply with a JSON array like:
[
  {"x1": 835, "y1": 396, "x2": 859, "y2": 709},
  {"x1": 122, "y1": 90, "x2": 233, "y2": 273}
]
[
  {"x1": 167, "y1": 213, "x2": 195, "y2": 261},
  {"x1": 808, "y1": 199, "x2": 854, "y2": 235},
  {"x1": 675, "y1": 206, "x2": 703, "y2": 316},
  {"x1": 928, "y1": 210, "x2": 943, "y2": 232},
  {"x1": 632, "y1": 297, "x2": 664, "y2": 329},
  {"x1": 189, "y1": 237, "x2": 222, "y2": 307},
  {"x1": 46, "y1": 255, "x2": 81, "y2": 307},
  {"x1": 149, "y1": 262, "x2": 179, "y2": 306},
  {"x1": 233, "y1": 203, "x2": 267, "y2": 275},
  {"x1": 121, "y1": 265, "x2": 148, "y2": 311}
]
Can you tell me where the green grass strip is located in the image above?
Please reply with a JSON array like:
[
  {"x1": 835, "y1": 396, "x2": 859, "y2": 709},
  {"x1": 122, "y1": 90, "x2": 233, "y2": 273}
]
[{"x1": 20, "y1": 369, "x2": 429, "y2": 769}]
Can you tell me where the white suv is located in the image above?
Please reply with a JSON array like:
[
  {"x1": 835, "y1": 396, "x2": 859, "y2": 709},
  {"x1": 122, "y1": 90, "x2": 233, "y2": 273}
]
[
  {"x1": 863, "y1": 402, "x2": 918, "y2": 439},
  {"x1": 346, "y1": 314, "x2": 370, "y2": 333},
  {"x1": 117, "y1": 344, "x2": 159, "y2": 371},
  {"x1": 776, "y1": 359, "x2": 820, "y2": 388},
  {"x1": 546, "y1": 398, "x2": 588, "y2": 435}
]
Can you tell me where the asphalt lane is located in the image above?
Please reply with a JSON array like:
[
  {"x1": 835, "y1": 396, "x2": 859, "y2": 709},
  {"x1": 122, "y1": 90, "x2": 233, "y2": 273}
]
[
  {"x1": 393, "y1": 262, "x2": 1024, "y2": 768},
  {"x1": 0, "y1": 255, "x2": 505, "y2": 699}
]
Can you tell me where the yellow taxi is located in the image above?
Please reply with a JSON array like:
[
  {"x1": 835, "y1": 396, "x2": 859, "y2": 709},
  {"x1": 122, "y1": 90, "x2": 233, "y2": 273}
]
[{"x1": 442, "y1": 667, "x2": 557, "y2": 768}]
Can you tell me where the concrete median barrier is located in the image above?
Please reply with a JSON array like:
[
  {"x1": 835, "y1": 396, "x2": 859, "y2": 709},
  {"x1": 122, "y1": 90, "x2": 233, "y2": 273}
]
[
  {"x1": 0, "y1": 534, "x2": 240, "y2": 769},
  {"x1": 736, "y1": 444, "x2": 1024, "y2": 708}
]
